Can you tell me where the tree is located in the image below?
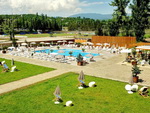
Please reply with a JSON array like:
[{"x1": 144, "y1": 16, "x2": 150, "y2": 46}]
[
  {"x1": 1, "y1": 19, "x2": 15, "y2": 40},
  {"x1": 108, "y1": 19, "x2": 119, "y2": 36},
  {"x1": 95, "y1": 27, "x2": 103, "y2": 36},
  {"x1": 130, "y1": 0, "x2": 150, "y2": 42},
  {"x1": 110, "y1": 0, "x2": 130, "y2": 36}
]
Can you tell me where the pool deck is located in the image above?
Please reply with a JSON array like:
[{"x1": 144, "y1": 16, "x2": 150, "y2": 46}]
[{"x1": 0, "y1": 48, "x2": 150, "y2": 94}]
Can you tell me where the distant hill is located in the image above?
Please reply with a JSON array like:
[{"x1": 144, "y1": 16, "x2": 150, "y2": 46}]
[{"x1": 69, "y1": 13, "x2": 112, "y2": 20}]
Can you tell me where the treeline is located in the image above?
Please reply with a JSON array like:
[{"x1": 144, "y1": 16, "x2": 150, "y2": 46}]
[
  {"x1": 0, "y1": 13, "x2": 143, "y2": 36},
  {"x1": 0, "y1": 13, "x2": 107, "y2": 33}
]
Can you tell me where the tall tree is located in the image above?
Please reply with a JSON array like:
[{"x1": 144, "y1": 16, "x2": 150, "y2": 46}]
[
  {"x1": 130, "y1": 0, "x2": 150, "y2": 41},
  {"x1": 1, "y1": 19, "x2": 15, "y2": 40},
  {"x1": 110, "y1": 0, "x2": 130, "y2": 35}
]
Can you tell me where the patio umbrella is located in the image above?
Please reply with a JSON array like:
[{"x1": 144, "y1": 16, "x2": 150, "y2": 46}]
[
  {"x1": 87, "y1": 42, "x2": 93, "y2": 45},
  {"x1": 58, "y1": 50, "x2": 65, "y2": 53},
  {"x1": 11, "y1": 58, "x2": 15, "y2": 66},
  {"x1": 50, "y1": 53, "x2": 58, "y2": 56},
  {"x1": 53, "y1": 85, "x2": 61, "y2": 98},
  {"x1": 30, "y1": 42, "x2": 36, "y2": 45},
  {"x1": 120, "y1": 49, "x2": 131, "y2": 53},
  {"x1": 85, "y1": 54, "x2": 93, "y2": 57},
  {"x1": 68, "y1": 41, "x2": 74, "y2": 44},
  {"x1": 96, "y1": 43, "x2": 102, "y2": 46},
  {"x1": 21, "y1": 43, "x2": 28, "y2": 46},
  {"x1": 62, "y1": 40, "x2": 67, "y2": 42},
  {"x1": 62, "y1": 40, "x2": 67, "y2": 45},
  {"x1": 78, "y1": 70, "x2": 85, "y2": 83},
  {"x1": 45, "y1": 43, "x2": 50, "y2": 45},
  {"x1": 104, "y1": 43, "x2": 110, "y2": 46},
  {"x1": 82, "y1": 42, "x2": 88, "y2": 45},
  {"x1": 57, "y1": 40, "x2": 62, "y2": 43},
  {"x1": 56, "y1": 55, "x2": 63, "y2": 59},
  {"x1": 40, "y1": 42, "x2": 44, "y2": 44},
  {"x1": 129, "y1": 75, "x2": 134, "y2": 85}
]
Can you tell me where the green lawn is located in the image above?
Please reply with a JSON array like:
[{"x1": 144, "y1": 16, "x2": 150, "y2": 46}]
[
  {"x1": 0, "y1": 58, "x2": 55, "y2": 85},
  {"x1": 15, "y1": 33, "x2": 76, "y2": 38},
  {"x1": 15, "y1": 33, "x2": 93, "y2": 38},
  {"x1": 0, "y1": 72, "x2": 149, "y2": 113}
]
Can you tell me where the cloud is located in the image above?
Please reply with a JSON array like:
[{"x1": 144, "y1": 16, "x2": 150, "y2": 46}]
[
  {"x1": 125, "y1": 6, "x2": 131, "y2": 14},
  {"x1": 80, "y1": 1, "x2": 104, "y2": 7},
  {"x1": 0, "y1": 0, "x2": 82, "y2": 15}
]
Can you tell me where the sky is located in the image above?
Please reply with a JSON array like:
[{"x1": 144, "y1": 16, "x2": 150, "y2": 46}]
[{"x1": 0, "y1": 0, "x2": 131, "y2": 17}]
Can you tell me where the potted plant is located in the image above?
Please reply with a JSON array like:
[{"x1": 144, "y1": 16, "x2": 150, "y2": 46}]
[
  {"x1": 131, "y1": 48, "x2": 136, "y2": 58},
  {"x1": 76, "y1": 53, "x2": 84, "y2": 66},
  {"x1": 131, "y1": 65, "x2": 141, "y2": 83},
  {"x1": 69, "y1": 51, "x2": 73, "y2": 56},
  {"x1": 50, "y1": 49, "x2": 54, "y2": 53},
  {"x1": 57, "y1": 46, "x2": 60, "y2": 50},
  {"x1": 131, "y1": 59, "x2": 137, "y2": 66},
  {"x1": 76, "y1": 42, "x2": 81, "y2": 47},
  {"x1": 2, "y1": 46, "x2": 8, "y2": 54},
  {"x1": 82, "y1": 48, "x2": 85, "y2": 52}
]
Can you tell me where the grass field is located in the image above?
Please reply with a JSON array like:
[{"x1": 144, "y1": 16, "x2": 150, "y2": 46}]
[
  {"x1": 0, "y1": 72, "x2": 149, "y2": 113},
  {"x1": 15, "y1": 33, "x2": 77, "y2": 38},
  {"x1": 0, "y1": 58, "x2": 55, "y2": 85},
  {"x1": 15, "y1": 33, "x2": 93, "y2": 39}
]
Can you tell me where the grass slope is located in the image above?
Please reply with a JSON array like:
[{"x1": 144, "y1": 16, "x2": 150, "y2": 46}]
[
  {"x1": 0, "y1": 58, "x2": 55, "y2": 85},
  {"x1": 0, "y1": 72, "x2": 149, "y2": 113}
]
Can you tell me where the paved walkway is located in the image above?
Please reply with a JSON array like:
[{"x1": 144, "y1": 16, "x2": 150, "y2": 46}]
[{"x1": 0, "y1": 52, "x2": 150, "y2": 95}]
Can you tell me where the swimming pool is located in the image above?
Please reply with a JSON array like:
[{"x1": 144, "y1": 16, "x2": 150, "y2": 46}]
[{"x1": 35, "y1": 49, "x2": 100, "y2": 57}]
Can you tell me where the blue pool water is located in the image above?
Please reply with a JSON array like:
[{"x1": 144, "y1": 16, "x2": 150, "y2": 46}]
[{"x1": 35, "y1": 49, "x2": 100, "y2": 57}]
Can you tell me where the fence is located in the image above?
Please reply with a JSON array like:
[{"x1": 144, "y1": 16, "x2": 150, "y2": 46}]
[
  {"x1": 92, "y1": 36, "x2": 136, "y2": 48},
  {"x1": 75, "y1": 39, "x2": 88, "y2": 43}
]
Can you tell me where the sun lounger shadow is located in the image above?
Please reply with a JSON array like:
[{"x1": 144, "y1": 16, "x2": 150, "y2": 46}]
[
  {"x1": 79, "y1": 80, "x2": 88, "y2": 88},
  {"x1": 138, "y1": 79, "x2": 144, "y2": 83},
  {"x1": 53, "y1": 94, "x2": 63, "y2": 102}
]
